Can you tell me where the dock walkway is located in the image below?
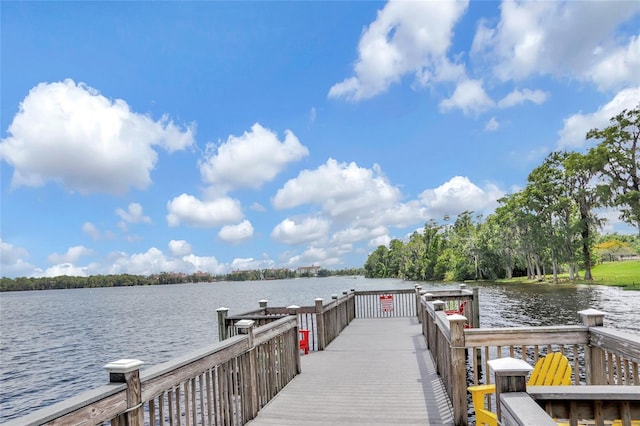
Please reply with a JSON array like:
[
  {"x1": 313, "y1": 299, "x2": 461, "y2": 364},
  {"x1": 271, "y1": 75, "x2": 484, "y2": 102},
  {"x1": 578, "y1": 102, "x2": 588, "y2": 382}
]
[{"x1": 247, "y1": 317, "x2": 454, "y2": 425}]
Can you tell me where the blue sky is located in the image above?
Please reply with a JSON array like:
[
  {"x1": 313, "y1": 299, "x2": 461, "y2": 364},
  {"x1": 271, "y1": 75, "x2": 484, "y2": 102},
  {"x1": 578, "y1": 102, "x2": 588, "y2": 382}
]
[{"x1": 1, "y1": 1, "x2": 639, "y2": 278}]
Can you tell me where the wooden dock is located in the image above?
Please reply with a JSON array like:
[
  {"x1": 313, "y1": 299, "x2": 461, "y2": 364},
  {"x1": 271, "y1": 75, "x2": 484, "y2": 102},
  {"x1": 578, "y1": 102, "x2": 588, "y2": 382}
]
[
  {"x1": 10, "y1": 287, "x2": 638, "y2": 426},
  {"x1": 246, "y1": 317, "x2": 454, "y2": 425}
]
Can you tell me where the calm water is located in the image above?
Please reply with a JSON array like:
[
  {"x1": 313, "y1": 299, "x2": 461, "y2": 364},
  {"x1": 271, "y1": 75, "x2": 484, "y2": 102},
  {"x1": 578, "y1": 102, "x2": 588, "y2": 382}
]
[{"x1": 1, "y1": 277, "x2": 639, "y2": 422}]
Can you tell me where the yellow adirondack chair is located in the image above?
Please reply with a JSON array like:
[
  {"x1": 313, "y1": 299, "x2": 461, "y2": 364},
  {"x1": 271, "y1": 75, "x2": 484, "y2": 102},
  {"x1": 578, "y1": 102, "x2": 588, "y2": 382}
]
[{"x1": 468, "y1": 352, "x2": 572, "y2": 426}]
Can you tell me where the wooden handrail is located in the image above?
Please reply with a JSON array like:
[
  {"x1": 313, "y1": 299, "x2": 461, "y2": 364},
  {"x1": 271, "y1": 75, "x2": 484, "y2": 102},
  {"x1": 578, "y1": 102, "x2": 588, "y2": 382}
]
[{"x1": 6, "y1": 316, "x2": 300, "y2": 426}]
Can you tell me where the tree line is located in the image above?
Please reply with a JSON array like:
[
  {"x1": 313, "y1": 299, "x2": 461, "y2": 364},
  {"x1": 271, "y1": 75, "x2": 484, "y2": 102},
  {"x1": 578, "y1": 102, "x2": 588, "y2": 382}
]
[
  {"x1": 0, "y1": 268, "x2": 365, "y2": 292},
  {"x1": 365, "y1": 106, "x2": 640, "y2": 282}
]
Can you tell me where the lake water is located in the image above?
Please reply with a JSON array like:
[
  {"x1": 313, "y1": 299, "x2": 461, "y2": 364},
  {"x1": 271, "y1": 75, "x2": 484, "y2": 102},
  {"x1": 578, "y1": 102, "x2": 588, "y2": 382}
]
[{"x1": 1, "y1": 277, "x2": 639, "y2": 422}]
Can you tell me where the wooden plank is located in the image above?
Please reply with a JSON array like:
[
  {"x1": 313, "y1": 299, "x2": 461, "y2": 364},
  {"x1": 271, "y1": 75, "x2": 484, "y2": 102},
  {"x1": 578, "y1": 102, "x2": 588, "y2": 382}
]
[
  {"x1": 464, "y1": 326, "x2": 589, "y2": 348},
  {"x1": 3, "y1": 384, "x2": 127, "y2": 426},
  {"x1": 590, "y1": 328, "x2": 640, "y2": 363},
  {"x1": 527, "y1": 385, "x2": 640, "y2": 400},
  {"x1": 246, "y1": 317, "x2": 454, "y2": 425},
  {"x1": 500, "y1": 393, "x2": 557, "y2": 426}
]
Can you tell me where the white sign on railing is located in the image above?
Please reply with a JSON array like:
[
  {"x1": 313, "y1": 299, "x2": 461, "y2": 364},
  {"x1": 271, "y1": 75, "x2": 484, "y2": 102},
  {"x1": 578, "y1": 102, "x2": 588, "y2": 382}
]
[{"x1": 380, "y1": 294, "x2": 394, "y2": 312}]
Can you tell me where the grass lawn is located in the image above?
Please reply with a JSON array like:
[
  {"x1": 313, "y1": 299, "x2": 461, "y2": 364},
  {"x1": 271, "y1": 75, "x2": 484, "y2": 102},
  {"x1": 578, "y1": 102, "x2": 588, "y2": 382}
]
[
  {"x1": 491, "y1": 261, "x2": 640, "y2": 290},
  {"x1": 587, "y1": 260, "x2": 640, "y2": 289}
]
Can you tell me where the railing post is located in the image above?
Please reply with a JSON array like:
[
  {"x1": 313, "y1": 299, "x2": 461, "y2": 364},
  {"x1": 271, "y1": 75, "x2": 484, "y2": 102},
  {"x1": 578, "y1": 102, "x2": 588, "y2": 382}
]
[
  {"x1": 217, "y1": 307, "x2": 229, "y2": 341},
  {"x1": 419, "y1": 290, "x2": 427, "y2": 325},
  {"x1": 288, "y1": 305, "x2": 302, "y2": 374},
  {"x1": 423, "y1": 293, "x2": 433, "y2": 348},
  {"x1": 432, "y1": 300, "x2": 445, "y2": 374},
  {"x1": 472, "y1": 287, "x2": 480, "y2": 329},
  {"x1": 342, "y1": 291, "x2": 349, "y2": 329},
  {"x1": 315, "y1": 298, "x2": 326, "y2": 351},
  {"x1": 415, "y1": 285, "x2": 422, "y2": 322},
  {"x1": 579, "y1": 308, "x2": 608, "y2": 385},
  {"x1": 236, "y1": 319, "x2": 259, "y2": 419},
  {"x1": 488, "y1": 357, "x2": 533, "y2": 424},
  {"x1": 349, "y1": 289, "x2": 356, "y2": 322},
  {"x1": 331, "y1": 294, "x2": 339, "y2": 338},
  {"x1": 259, "y1": 299, "x2": 268, "y2": 314},
  {"x1": 449, "y1": 314, "x2": 468, "y2": 426},
  {"x1": 104, "y1": 359, "x2": 145, "y2": 426}
]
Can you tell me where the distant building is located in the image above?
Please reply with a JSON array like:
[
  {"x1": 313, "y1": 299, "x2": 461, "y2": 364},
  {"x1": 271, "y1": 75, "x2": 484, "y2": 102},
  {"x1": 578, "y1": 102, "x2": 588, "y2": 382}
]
[{"x1": 296, "y1": 265, "x2": 321, "y2": 277}]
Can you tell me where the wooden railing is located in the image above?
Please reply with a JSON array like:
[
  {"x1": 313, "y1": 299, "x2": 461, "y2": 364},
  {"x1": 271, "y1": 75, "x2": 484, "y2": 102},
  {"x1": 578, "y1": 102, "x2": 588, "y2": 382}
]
[
  {"x1": 7, "y1": 316, "x2": 300, "y2": 426},
  {"x1": 353, "y1": 289, "x2": 417, "y2": 317},
  {"x1": 418, "y1": 292, "x2": 640, "y2": 426}
]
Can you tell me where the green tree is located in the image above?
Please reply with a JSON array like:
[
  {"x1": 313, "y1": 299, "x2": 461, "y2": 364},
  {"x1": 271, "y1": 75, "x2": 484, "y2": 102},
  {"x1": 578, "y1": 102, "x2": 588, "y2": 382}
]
[
  {"x1": 563, "y1": 151, "x2": 606, "y2": 280},
  {"x1": 587, "y1": 106, "x2": 640, "y2": 234},
  {"x1": 364, "y1": 245, "x2": 390, "y2": 278}
]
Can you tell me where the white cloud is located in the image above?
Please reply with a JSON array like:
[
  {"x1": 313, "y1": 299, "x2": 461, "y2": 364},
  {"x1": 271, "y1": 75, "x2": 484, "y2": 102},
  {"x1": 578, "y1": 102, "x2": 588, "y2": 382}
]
[
  {"x1": 0, "y1": 239, "x2": 35, "y2": 277},
  {"x1": 250, "y1": 202, "x2": 267, "y2": 212},
  {"x1": 498, "y1": 88, "x2": 548, "y2": 108},
  {"x1": 105, "y1": 247, "x2": 228, "y2": 276},
  {"x1": 354, "y1": 200, "x2": 428, "y2": 229},
  {"x1": 485, "y1": 116, "x2": 499, "y2": 131},
  {"x1": 168, "y1": 240, "x2": 192, "y2": 257},
  {"x1": 586, "y1": 35, "x2": 640, "y2": 91},
  {"x1": 471, "y1": 1, "x2": 640, "y2": 89},
  {"x1": 81, "y1": 222, "x2": 116, "y2": 241},
  {"x1": 199, "y1": 123, "x2": 309, "y2": 195},
  {"x1": 273, "y1": 158, "x2": 401, "y2": 221},
  {"x1": 182, "y1": 254, "x2": 228, "y2": 275},
  {"x1": 331, "y1": 226, "x2": 387, "y2": 245},
  {"x1": 46, "y1": 245, "x2": 93, "y2": 264},
  {"x1": 0, "y1": 79, "x2": 195, "y2": 194},
  {"x1": 271, "y1": 216, "x2": 331, "y2": 245},
  {"x1": 219, "y1": 220, "x2": 254, "y2": 244},
  {"x1": 36, "y1": 263, "x2": 89, "y2": 278},
  {"x1": 309, "y1": 107, "x2": 317, "y2": 125},
  {"x1": 557, "y1": 87, "x2": 640, "y2": 149},
  {"x1": 439, "y1": 79, "x2": 494, "y2": 115},
  {"x1": 419, "y1": 176, "x2": 504, "y2": 218},
  {"x1": 116, "y1": 203, "x2": 152, "y2": 224},
  {"x1": 166, "y1": 194, "x2": 243, "y2": 228},
  {"x1": 284, "y1": 246, "x2": 341, "y2": 268},
  {"x1": 328, "y1": 0, "x2": 469, "y2": 101},
  {"x1": 230, "y1": 257, "x2": 275, "y2": 271},
  {"x1": 369, "y1": 234, "x2": 392, "y2": 248}
]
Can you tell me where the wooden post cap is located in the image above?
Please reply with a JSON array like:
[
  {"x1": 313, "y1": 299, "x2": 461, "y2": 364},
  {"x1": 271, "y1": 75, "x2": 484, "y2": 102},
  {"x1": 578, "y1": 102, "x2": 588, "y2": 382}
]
[
  {"x1": 331, "y1": 294, "x2": 338, "y2": 299},
  {"x1": 216, "y1": 307, "x2": 229, "y2": 312},
  {"x1": 488, "y1": 357, "x2": 533, "y2": 376},
  {"x1": 459, "y1": 284, "x2": 467, "y2": 289},
  {"x1": 433, "y1": 300, "x2": 445, "y2": 311},
  {"x1": 104, "y1": 359, "x2": 144, "y2": 374},
  {"x1": 287, "y1": 304, "x2": 300, "y2": 314},
  {"x1": 578, "y1": 308, "x2": 607, "y2": 326},
  {"x1": 259, "y1": 300, "x2": 268, "y2": 307},
  {"x1": 235, "y1": 319, "x2": 255, "y2": 333},
  {"x1": 447, "y1": 313, "x2": 467, "y2": 323}
]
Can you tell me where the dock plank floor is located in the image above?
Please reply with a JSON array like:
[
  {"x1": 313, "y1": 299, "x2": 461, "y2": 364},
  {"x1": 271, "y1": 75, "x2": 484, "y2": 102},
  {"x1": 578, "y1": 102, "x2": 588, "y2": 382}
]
[{"x1": 247, "y1": 317, "x2": 454, "y2": 425}]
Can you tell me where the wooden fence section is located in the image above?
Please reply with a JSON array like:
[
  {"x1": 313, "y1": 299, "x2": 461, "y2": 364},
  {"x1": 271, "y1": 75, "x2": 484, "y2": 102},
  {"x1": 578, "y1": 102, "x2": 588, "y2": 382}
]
[
  {"x1": 7, "y1": 316, "x2": 300, "y2": 426},
  {"x1": 353, "y1": 289, "x2": 416, "y2": 317},
  {"x1": 418, "y1": 294, "x2": 640, "y2": 426}
]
